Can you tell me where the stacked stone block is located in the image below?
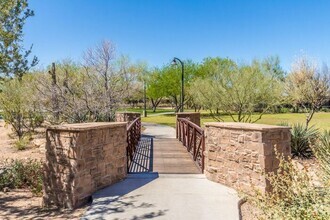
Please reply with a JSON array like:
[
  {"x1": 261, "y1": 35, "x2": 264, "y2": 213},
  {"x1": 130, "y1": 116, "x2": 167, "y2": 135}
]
[
  {"x1": 176, "y1": 112, "x2": 201, "y2": 126},
  {"x1": 204, "y1": 122, "x2": 291, "y2": 194},
  {"x1": 43, "y1": 122, "x2": 127, "y2": 209},
  {"x1": 115, "y1": 112, "x2": 141, "y2": 123}
]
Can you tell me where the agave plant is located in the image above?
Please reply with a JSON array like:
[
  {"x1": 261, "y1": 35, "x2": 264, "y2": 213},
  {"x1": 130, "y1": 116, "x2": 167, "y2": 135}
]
[{"x1": 290, "y1": 123, "x2": 319, "y2": 159}]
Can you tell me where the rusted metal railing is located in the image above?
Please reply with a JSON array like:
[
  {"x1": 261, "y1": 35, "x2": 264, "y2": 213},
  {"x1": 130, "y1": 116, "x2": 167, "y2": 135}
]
[
  {"x1": 176, "y1": 118, "x2": 205, "y2": 172},
  {"x1": 127, "y1": 117, "x2": 141, "y2": 171}
]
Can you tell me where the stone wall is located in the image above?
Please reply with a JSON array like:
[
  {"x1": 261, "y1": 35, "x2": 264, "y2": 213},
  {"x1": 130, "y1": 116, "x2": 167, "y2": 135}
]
[
  {"x1": 176, "y1": 112, "x2": 200, "y2": 126},
  {"x1": 43, "y1": 122, "x2": 127, "y2": 209},
  {"x1": 204, "y1": 122, "x2": 291, "y2": 194},
  {"x1": 116, "y1": 112, "x2": 141, "y2": 123}
]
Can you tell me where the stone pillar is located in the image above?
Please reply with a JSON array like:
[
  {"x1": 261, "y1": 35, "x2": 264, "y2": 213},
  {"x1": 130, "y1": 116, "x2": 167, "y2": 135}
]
[
  {"x1": 204, "y1": 122, "x2": 291, "y2": 194},
  {"x1": 43, "y1": 122, "x2": 127, "y2": 209},
  {"x1": 176, "y1": 112, "x2": 201, "y2": 126},
  {"x1": 115, "y1": 112, "x2": 141, "y2": 123}
]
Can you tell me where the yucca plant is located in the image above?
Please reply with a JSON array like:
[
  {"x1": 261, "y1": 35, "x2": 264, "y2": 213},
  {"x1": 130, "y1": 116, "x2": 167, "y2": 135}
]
[{"x1": 290, "y1": 123, "x2": 319, "y2": 159}]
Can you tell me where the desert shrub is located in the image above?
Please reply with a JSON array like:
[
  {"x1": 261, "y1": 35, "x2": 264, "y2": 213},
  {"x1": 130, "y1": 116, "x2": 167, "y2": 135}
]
[
  {"x1": 321, "y1": 107, "x2": 330, "y2": 112},
  {"x1": 0, "y1": 159, "x2": 43, "y2": 195},
  {"x1": 0, "y1": 78, "x2": 44, "y2": 140},
  {"x1": 13, "y1": 135, "x2": 31, "y2": 150},
  {"x1": 248, "y1": 152, "x2": 330, "y2": 219},
  {"x1": 313, "y1": 130, "x2": 330, "y2": 185}
]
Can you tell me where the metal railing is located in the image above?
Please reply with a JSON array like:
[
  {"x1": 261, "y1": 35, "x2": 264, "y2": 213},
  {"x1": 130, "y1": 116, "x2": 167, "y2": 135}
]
[
  {"x1": 127, "y1": 117, "x2": 141, "y2": 171},
  {"x1": 176, "y1": 118, "x2": 205, "y2": 172}
]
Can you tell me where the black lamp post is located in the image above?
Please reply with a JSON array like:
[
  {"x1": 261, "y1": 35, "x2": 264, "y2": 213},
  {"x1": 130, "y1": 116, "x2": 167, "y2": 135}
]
[
  {"x1": 171, "y1": 57, "x2": 184, "y2": 112},
  {"x1": 143, "y1": 79, "x2": 147, "y2": 117}
]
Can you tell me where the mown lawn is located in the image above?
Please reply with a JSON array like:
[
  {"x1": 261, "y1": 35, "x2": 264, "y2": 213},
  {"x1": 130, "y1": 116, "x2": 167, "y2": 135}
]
[
  {"x1": 140, "y1": 109, "x2": 330, "y2": 130},
  {"x1": 118, "y1": 108, "x2": 174, "y2": 115}
]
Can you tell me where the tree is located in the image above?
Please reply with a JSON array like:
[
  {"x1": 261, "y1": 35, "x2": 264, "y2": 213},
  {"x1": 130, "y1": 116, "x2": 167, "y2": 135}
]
[
  {"x1": 0, "y1": 0, "x2": 38, "y2": 80},
  {"x1": 83, "y1": 40, "x2": 135, "y2": 121},
  {"x1": 33, "y1": 41, "x2": 137, "y2": 124},
  {"x1": 0, "y1": 76, "x2": 43, "y2": 140},
  {"x1": 285, "y1": 56, "x2": 330, "y2": 127},
  {"x1": 150, "y1": 60, "x2": 199, "y2": 112},
  {"x1": 190, "y1": 58, "x2": 283, "y2": 122},
  {"x1": 146, "y1": 68, "x2": 166, "y2": 112}
]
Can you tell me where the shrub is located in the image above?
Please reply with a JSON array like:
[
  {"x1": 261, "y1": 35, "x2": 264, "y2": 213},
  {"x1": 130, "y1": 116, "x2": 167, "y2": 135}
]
[
  {"x1": 13, "y1": 135, "x2": 31, "y2": 150},
  {"x1": 321, "y1": 107, "x2": 330, "y2": 112},
  {"x1": 0, "y1": 78, "x2": 44, "y2": 140},
  {"x1": 248, "y1": 152, "x2": 330, "y2": 219},
  {"x1": 0, "y1": 159, "x2": 43, "y2": 195},
  {"x1": 313, "y1": 130, "x2": 330, "y2": 185}
]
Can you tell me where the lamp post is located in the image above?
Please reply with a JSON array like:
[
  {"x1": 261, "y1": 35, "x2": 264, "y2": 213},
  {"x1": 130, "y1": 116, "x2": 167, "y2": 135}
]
[
  {"x1": 143, "y1": 79, "x2": 147, "y2": 117},
  {"x1": 171, "y1": 57, "x2": 184, "y2": 112}
]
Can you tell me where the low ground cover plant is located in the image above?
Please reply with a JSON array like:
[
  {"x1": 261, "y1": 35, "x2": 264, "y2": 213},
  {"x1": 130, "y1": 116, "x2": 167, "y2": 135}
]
[{"x1": 0, "y1": 159, "x2": 43, "y2": 195}]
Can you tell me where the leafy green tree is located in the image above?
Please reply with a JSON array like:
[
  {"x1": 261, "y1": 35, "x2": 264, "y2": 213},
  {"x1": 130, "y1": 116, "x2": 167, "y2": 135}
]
[
  {"x1": 0, "y1": 76, "x2": 43, "y2": 140},
  {"x1": 151, "y1": 60, "x2": 199, "y2": 112},
  {"x1": 190, "y1": 58, "x2": 283, "y2": 122},
  {"x1": 0, "y1": 0, "x2": 38, "y2": 80},
  {"x1": 146, "y1": 68, "x2": 166, "y2": 112},
  {"x1": 260, "y1": 56, "x2": 286, "y2": 81}
]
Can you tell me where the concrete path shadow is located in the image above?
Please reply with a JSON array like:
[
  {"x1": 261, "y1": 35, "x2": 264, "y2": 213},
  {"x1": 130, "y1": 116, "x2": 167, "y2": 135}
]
[{"x1": 82, "y1": 173, "x2": 239, "y2": 220}]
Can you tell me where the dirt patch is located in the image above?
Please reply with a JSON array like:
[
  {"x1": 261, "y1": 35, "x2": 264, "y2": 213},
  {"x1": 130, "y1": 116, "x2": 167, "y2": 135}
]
[
  {"x1": 0, "y1": 189, "x2": 87, "y2": 220},
  {"x1": 240, "y1": 200, "x2": 261, "y2": 220},
  {"x1": 0, "y1": 120, "x2": 45, "y2": 164}
]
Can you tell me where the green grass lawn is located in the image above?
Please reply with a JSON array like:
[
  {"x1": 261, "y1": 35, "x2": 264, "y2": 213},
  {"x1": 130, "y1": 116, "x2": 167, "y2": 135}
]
[
  {"x1": 118, "y1": 108, "x2": 175, "y2": 115},
  {"x1": 140, "y1": 109, "x2": 330, "y2": 130}
]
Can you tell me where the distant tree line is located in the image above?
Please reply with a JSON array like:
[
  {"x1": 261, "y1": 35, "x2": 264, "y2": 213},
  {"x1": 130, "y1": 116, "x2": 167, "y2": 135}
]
[{"x1": 0, "y1": 0, "x2": 330, "y2": 143}]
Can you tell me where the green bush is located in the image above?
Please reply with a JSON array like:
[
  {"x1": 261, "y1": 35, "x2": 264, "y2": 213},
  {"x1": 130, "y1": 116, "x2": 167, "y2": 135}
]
[
  {"x1": 0, "y1": 78, "x2": 44, "y2": 140},
  {"x1": 0, "y1": 159, "x2": 43, "y2": 195},
  {"x1": 290, "y1": 123, "x2": 319, "y2": 158},
  {"x1": 13, "y1": 135, "x2": 31, "y2": 150},
  {"x1": 321, "y1": 107, "x2": 330, "y2": 112}
]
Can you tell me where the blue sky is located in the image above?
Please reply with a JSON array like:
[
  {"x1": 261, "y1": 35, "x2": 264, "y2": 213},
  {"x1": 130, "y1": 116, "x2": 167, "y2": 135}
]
[{"x1": 24, "y1": 0, "x2": 330, "y2": 70}]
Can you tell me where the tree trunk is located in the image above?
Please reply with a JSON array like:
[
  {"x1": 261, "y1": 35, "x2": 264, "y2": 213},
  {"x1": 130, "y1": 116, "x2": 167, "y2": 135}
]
[
  {"x1": 306, "y1": 108, "x2": 315, "y2": 128},
  {"x1": 49, "y1": 63, "x2": 60, "y2": 122},
  {"x1": 151, "y1": 98, "x2": 162, "y2": 112}
]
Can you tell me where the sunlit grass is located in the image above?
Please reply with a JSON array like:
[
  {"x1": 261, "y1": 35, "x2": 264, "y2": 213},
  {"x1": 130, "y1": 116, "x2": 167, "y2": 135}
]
[
  {"x1": 118, "y1": 108, "x2": 175, "y2": 115},
  {"x1": 141, "y1": 109, "x2": 330, "y2": 130}
]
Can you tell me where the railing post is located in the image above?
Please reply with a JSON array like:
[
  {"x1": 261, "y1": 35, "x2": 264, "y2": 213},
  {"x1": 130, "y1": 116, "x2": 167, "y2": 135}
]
[
  {"x1": 187, "y1": 124, "x2": 190, "y2": 150},
  {"x1": 201, "y1": 131, "x2": 205, "y2": 173},
  {"x1": 193, "y1": 128, "x2": 196, "y2": 158}
]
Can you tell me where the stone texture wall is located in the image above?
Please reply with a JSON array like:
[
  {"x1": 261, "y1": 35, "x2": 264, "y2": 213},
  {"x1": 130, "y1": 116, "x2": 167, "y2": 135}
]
[
  {"x1": 204, "y1": 122, "x2": 291, "y2": 194},
  {"x1": 116, "y1": 112, "x2": 141, "y2": 123},
  {"x1": 43, "y1": 122, "x2": 127, "y2": 209},
  {"x1": 176, "y1": 112, "x2": 200, "y2": 126}
]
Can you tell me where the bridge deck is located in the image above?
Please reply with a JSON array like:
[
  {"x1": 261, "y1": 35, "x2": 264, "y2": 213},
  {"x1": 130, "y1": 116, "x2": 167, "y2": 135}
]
[{"x1": 129, "y1": 123, "x2": 201, "y2": 174}]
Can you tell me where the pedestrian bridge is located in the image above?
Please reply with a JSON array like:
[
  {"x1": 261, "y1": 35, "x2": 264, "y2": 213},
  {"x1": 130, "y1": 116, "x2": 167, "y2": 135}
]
[
  {"x1": 82, "y1": 120, "x2": 240, "y2": 220},
  {"x1": 128, "y1": 122, "x2": 202, "y2": 174}
]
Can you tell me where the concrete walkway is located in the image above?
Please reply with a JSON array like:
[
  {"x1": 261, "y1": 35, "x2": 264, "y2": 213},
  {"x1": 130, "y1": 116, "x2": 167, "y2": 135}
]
[
  {"x1": 82, "y1": 123, "x2": 240, "y2": 219},
  {"x1": 142, "y1": 122, "x2": 176, "y2": 139},
  {"x1": 83, "y1": 173, "x2": 239, "y2": 220}
]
